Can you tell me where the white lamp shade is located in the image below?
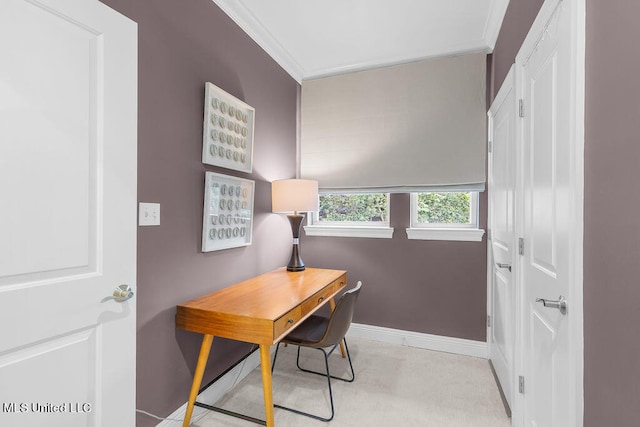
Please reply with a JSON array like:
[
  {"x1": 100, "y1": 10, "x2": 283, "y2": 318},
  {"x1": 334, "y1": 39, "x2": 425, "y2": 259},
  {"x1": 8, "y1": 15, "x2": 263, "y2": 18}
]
[{"x1": 272, "y1": 179, "x2": 319, "y2": 213}]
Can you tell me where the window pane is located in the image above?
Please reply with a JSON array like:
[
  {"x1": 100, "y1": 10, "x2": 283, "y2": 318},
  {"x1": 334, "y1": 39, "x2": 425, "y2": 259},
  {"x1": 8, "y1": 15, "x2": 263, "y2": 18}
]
[
  {"x1": 318, "y1": 193, "x2": 388, "y2": 223},
  {"x1": 416, "y1": 192, "x2": 471, "y2": 224}
]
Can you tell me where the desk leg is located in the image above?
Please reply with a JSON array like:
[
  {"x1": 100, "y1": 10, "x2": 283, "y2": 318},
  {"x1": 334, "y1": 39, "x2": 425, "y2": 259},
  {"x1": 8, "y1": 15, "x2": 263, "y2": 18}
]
[
  {"x1": 259, "y1": 344, "x2": 275, "y2": 427},
  {"x1": 330, "y1": 299, "x2": 347, "y2": 358},
  {"x1": 183, "y1": 334, "x2": 214, "y2": 427}
]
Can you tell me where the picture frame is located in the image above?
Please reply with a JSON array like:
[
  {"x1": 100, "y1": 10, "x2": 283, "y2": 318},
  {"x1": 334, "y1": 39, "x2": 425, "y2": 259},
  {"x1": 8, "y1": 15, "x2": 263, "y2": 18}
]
[
  {"x1": 202, "y1": 82, "x2": 255, "y2": 173},
  {"x1": 201, "y1": 171, "x2": 254, "y2": 252}
]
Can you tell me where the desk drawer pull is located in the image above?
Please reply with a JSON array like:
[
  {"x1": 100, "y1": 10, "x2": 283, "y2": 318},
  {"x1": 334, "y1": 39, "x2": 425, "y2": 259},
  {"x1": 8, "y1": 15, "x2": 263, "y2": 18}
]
[
  {"x1": 274, "y1": 307, "x2": 302, "y2": 339},
  {"x1": 317, "y1": 296, "x2": 325, "y2": 303}
]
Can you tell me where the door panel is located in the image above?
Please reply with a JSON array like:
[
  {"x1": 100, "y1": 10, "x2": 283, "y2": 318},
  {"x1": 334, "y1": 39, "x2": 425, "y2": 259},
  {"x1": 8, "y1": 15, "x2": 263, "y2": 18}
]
[
  {"x1": 530, "y1": 311, "x2": 555, "y2": 427},
  {"x1": 488, "y1": 65, "x2": 516, "y2": 408},
  {"x1": 0, "y1": 328, "x2": 99, "y2": 426},
  {"x1": 0, "y1": 0, "x2": 137, "y2": 425},
  {"x1": 525, "y1": 45, "x2": 562, "y2": 420},
  {"x1": 0, "y1": 0, "x2": 97, "y2": 282},
  {"x1": 529, "y1": 52, "x2": 559, "y2": 277},
  {"x1": 493, "y1": 272, "x2": 511, "y2": 363}
]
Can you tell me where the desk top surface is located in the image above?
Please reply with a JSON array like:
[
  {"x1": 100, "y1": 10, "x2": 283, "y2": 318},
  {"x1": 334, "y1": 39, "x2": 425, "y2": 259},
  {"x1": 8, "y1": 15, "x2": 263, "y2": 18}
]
[{"x1": 177, "y1": 267, "x2": 347, "y2": 321}]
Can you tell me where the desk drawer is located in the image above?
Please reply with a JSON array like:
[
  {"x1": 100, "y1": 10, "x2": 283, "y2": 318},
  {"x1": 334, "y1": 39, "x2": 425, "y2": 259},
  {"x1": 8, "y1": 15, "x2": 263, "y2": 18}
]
[
  {"x1": 274, "y1": 306, "x2": 302, "y2": 339},
  {"x1": 300, "y1": 276, "x2": 347, "y2": 316}
]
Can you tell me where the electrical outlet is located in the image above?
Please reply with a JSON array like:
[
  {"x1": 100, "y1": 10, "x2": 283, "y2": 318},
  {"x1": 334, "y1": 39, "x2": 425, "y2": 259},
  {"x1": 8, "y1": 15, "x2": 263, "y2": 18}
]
[{"x1": 139, "y1": 202, "x2": 160, "y2": 226}]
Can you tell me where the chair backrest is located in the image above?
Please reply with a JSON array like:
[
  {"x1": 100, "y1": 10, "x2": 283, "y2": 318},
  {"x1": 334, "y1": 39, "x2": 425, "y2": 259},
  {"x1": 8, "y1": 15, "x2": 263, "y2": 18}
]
[{"x1": 317, "y1": 281, "x2": 362, "y2": 347}]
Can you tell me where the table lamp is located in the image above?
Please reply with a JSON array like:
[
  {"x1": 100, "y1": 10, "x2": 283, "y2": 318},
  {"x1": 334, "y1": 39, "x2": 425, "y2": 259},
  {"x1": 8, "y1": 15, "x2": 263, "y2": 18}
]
[{"x1": 272, "y1": 179, "x2": 319, "y2": 271}]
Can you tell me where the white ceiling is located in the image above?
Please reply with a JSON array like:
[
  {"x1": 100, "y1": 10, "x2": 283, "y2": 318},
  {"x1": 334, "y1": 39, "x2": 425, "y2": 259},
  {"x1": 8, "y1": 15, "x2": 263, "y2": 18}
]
[{"x1": 213, "y1": 0, "x2": 510, "y2": 82}]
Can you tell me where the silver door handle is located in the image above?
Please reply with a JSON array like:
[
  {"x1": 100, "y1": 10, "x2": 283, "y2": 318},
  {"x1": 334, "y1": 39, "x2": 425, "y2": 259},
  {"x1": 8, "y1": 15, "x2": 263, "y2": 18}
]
[
  {"x1": 535, "y1": 295, "x2": 567, "y2": 315},
  {"x1": 111, "y1": 284, "x2": 135, "y2": 302},
  {"x1": 496, "y1": 263, "x2": 511, "y2": 272}
]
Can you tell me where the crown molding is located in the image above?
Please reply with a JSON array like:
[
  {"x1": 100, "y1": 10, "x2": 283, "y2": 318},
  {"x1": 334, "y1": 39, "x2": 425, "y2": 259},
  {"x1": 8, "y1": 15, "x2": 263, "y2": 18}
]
[
  {"x1": 483, "y1": 0, "x2": 510, "y2": 52},
  {"x1": 212, "y1": 0, "x2": 305, "y2": 83},
  {"x1": 302, "y1": 44, "x2": 490, "y2": 81}
]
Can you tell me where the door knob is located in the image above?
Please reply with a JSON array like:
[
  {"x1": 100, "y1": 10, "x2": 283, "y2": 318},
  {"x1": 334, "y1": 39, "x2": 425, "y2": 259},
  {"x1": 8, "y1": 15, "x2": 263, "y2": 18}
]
[
  {"x1": 496, "y1": 262, "x2": 512, "y2": 272},
  {"x1": 111, "y1": 284, "x2": 135, "y2": 302},
  {"x1": 535, "y1": 295, "x2": 567, "y2": 315}
]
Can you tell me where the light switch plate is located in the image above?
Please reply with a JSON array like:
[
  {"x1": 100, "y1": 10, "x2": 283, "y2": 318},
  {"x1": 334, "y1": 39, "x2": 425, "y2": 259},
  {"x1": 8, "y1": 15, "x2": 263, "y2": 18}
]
[{"x1": 139, "y1": 202, "x2": 160, "y2": 226}]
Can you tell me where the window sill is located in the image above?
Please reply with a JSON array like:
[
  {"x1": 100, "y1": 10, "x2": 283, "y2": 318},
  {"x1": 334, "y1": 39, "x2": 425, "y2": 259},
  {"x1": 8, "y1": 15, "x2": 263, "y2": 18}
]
[
  {"x1": 304, "y1": 225, "x2": 394, "y2": 239},
  {"x1": 405, "y1": 227, "x2": 485, "y2": 242}
]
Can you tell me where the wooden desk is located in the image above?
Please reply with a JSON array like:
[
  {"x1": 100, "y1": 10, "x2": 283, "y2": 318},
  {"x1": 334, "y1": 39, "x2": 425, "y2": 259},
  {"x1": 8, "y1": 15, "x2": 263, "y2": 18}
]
[{"x1": 176, "y1": 267, "x2": 347, "y2": 427}]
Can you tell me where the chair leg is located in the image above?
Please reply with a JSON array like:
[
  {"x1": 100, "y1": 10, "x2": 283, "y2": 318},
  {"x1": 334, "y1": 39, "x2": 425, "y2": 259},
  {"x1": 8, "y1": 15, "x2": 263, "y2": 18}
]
[
  {"x1": 272, "y1": 339, "x2": 355, "y2": 422},
  {"x1": 274, "y1": 347, "x2": 335, "y2": 422},
  {"x1": 271, "y1": 342, "x2": 282, "y2": 374},
  {"x1": 295, "y1": 338, "x2": 355, "y2": 383}
]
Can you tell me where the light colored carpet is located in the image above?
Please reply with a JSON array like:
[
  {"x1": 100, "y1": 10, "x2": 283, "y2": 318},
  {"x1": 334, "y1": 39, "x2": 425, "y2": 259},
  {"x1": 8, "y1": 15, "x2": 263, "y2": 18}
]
[{"x1": 192, "y1": 338, "x2": 510, "y2": 427}]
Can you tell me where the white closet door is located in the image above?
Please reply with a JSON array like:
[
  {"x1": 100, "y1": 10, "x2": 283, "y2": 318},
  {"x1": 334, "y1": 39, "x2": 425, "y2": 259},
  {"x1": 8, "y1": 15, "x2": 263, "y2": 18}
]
[
  {"x1": 516, "y1": 0, "x2": 584, "y2": 425},
  {"x1": 487, "y1": 65, "x2": 517, "y2": 410}
]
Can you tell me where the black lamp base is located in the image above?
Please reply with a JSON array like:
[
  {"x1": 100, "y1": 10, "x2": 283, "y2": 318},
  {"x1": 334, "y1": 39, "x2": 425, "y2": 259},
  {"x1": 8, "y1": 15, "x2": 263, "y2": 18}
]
[
  {"x1": 286, "y1": 214, "x2": 306, "y2": 272},
  {"x1": 287, "y1": 243, "x2": 305, "y2": 271}
]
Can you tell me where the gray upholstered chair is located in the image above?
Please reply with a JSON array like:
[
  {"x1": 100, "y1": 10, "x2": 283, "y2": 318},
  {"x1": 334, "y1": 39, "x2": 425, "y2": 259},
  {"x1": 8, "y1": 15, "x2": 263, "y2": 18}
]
[{"x1": 271, "y1": 281, "x2": 362, "y2": 422}]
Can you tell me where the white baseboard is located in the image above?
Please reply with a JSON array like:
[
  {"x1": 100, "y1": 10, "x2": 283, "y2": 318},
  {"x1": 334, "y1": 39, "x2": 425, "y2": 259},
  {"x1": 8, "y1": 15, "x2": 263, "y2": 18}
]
[
  {"x1": 157, "y1": 324, "x2": 487, "y2": 425},
  {"x1": 346, "y1": 323, "x2": 488, "y2": 359},
  {"x1": 155, "y1": 348, "x2": 265, "y2": 426}
]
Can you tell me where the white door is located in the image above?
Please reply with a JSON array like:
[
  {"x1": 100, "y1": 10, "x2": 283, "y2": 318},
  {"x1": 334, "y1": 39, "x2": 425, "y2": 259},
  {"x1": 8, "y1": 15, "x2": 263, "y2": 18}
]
[
  {"x1": 0, "y1": 1, "x2": 137, "y2": 426},
  {"x1": 516, "y1": 0, "x2": 583, "y2": 425},
  {"x1": 487, "y1": 65, "x2": 516, "y2": 410}
]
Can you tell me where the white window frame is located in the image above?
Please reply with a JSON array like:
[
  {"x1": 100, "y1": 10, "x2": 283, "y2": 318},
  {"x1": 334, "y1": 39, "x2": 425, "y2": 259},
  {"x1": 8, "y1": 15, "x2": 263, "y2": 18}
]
[
  {"x1": 406, "y1": 192, "x2": 485, "y2": 242},
  {"x1": 304, "y1": 193, "x2": 394, "y2": 239}
]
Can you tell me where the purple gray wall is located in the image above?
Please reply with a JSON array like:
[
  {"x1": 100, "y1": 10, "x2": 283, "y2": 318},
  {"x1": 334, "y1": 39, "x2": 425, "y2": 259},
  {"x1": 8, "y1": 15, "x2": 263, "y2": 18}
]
[
  {"x1": 302, "y1": 195, "x2": 488, "y2": 342},
  {"x1": 492, "y1": 0, "x2": 640, "y2": 425},
  {"x1": 488, "y1": 0, "x2": 545, "y2": 102},
  {"x1": 98, "y1": 1, "x2": 298, "y2": 425},
  {"x1": 583, "y1": 1, "x2": 640, "y2": 425}
]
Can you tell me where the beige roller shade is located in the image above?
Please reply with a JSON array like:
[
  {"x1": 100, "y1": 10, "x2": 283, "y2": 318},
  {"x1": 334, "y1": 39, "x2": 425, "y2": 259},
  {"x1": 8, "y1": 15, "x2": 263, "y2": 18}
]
[{"x1": 300, "y1": 53, "x2": 487, "y2": 193}]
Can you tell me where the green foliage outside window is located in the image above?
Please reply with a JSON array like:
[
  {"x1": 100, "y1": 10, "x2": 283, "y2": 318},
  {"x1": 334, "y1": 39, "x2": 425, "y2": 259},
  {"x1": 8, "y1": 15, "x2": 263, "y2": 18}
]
[
  {"x1": 417, "y1": 192, "x2": 471, "y2": 224},
  {"x1": 318, "y1": 193, "x2": 388, "y2": 222}
]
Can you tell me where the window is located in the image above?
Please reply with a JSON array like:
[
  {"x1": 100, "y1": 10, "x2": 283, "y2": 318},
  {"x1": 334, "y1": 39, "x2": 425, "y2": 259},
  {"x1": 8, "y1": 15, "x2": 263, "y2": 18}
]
[
  {"x1": 304, "y1": 192, "x2": 484, "y2": 241},
  {"x1": 412, "y1": 192, "x2": 477, "y2": 227},
  {"x1": 407, "y1": 192, "x2": 484, "y2": 241},
  {"x1": 305, "y1": 193, "x2": 394, "y2": 238},
  {"x1": 318, "y1": 193, "x2": 389, "y2": 224}
]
